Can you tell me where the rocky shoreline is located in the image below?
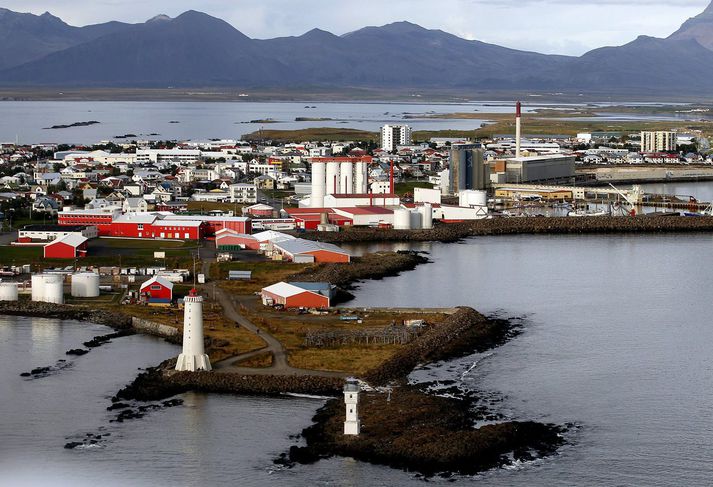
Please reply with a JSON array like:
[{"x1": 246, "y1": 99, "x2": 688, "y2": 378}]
[
  {"x1": 281, "y1": 308, "x2": 564, "y2": 476},
  {"x1": 0, "y1": 301, "x2": 131, "y2": 329},
  {"x1": 301, "y1": 215, "x2": 713, "y2": 244}
]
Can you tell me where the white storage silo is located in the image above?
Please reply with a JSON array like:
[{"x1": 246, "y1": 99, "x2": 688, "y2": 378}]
[
  {"x1": 311, "y1": 161, "x2": 326, "y2": 208},
  {"x1": 71, "y1": 272, "x2": 100, "y2": 298},
  {"x1": 31, "y1": 274, "x2": 45, "y2": 302},
  {"x1": 355, "y1": 162, "x2": 366, "y2": 194},
  {"x1": 340, "y1": 161, "x2": 353, "y2": 195},
  {"x1": 326, "y1": 162, "x2": 340, "y2": 195},
  {"x1": 0, "y1": 282, "x2": 19, "y2": 301},
  {"x1": 393, "y1": 208, "x2": 411, "y2": 230},
  {"x1": 409, "y1": 210, "x2": 423, "y2": 230},
  {"x1": 42, "y1": 274, "x2": 64, "y2": 304},
  {"x1": 459, "y1": 189, "x2": 488, "y2": 208},
  {"x1": 419, "y1": 204, "x2": 433, "y2": 229}
]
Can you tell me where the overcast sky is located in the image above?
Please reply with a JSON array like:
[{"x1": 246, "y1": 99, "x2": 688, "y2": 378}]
[{"x1": 2, "y1": 0, "x2": 711, "y2": 55}]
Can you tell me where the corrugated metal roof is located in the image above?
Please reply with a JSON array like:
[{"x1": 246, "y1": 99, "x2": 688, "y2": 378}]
[
  {"x1": 140, "y1": 275, "x2": 174, "y2": 290},
  {"x1": 262, "y1": 282, "x2": 309, "y2": 298},
  {"x1": 273, "y1": 238, "x2": 350, "y2": 257},
  {"x1": 48, "y1": 234, "x2": 88, "y2": 248},
  {"x1": 252, "y1": 230, "x2": 296, "y2": 243}
]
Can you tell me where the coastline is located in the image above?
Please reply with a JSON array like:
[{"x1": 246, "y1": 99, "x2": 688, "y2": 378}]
[{"x1": 300, "y1": 216, "x2": 713, "y2": 244}]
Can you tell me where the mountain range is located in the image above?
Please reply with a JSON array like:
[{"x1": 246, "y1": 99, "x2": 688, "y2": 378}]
[{"x1": 1, "y1": 4, "x2": 713, "y2": 94}]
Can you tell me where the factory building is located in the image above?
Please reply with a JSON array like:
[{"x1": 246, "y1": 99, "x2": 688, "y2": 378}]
[
  {"x1": 309, "y1": 156, "x2": 371, "y2": 208},
  {"x1": 449, "y1": 144, "x2": 487, "y2": 194},
  {"x1": 497, "y1": 155, "x2": 576, "y2": 184},
  {"x1": 58, "y1": 208, "x2": 121, "y2": 236},
  {"x1": 641, "y1": 131, "x2": 677, "y2": 152},
  {"x1": 381, "y1": 124, "x2": 412, "y2": 152},
  {"x1": 161, "y1": 215, "x2": 251, "y2": 236},
  {"x1": 43, "y1": 234, "x2": 88, "y2": 259}
]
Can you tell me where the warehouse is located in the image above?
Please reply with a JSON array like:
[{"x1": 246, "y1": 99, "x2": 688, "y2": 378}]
[
  {"x1": 215, "y1": 228, "x2": 260, "y2": 251},
  {"x1": 332, "y1": 207, "x2": 394, "y2": 226},
  {"x1": 43, "y1": 234, "x2": 88, "y2": 259},
  {"x1": 162, "y1": 215, "x2": 251, "y2": 236},
  {"x1": 272, "y1": 238, "x2": 351, "y2": 263},
  {"x1": 19, "y1": 224, "x2": 98, "y2": 242},
  {"x1": 260, "y1": 281, "x2": 333, "y2": 309},
  {"x1": 139, "y1": 275, "x2": 174, "y2": 305},
  {"x1": 58, "y1": 208, "x2": 121, "y2": 236}
]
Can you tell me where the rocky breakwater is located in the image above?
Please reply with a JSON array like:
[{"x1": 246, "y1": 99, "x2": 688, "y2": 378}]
[
  {"x1": 301, "y1": 216, "x2": 713, "y2": 244},
  {"x1": 0, "y1": 301, "x2": 131, "y2": 329},
  {"x1": 114, "y1": 360, "x2": 344, "y2": 402},
  {"x1": 285, "y1": 308, "x2": 565, "y2": 476}
]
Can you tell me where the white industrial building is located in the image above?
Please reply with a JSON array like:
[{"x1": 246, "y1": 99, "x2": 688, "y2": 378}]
[
  {"x1": 135, "y1": 149, "x2": 201, "y2": 165},
  {"x1": 381, "y1": 124, "x2": 412, "y2": 152},
  {"x1": 309, "y1": 157, "x2": 371, "y2": 208}
]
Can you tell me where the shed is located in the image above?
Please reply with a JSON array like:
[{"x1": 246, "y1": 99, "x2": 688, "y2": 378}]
[
  {"x1": 215, "y1": 228, "x2": 260, "y2": 251},
  {"x1": 43, "y1": 234, "x2": 88, "y2": 259},
  {"x1": 273, "y1": 238, "x2": 351, "y2": 263},
  {"x1": 139, "y1": 275, "x2": 174, "y2": 304}
]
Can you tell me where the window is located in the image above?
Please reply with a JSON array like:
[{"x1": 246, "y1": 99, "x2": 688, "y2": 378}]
[{"x1": 150, "y1": 285, "x2": 161, "y2": 290}]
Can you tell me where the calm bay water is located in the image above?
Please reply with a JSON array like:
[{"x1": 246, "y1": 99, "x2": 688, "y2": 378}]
[
  {"x1": 4, "y1": 233, "x2": 713, "y2": 486},
  {"x1": 0, "y1": 101, "x2": 515, "y2": 145}
]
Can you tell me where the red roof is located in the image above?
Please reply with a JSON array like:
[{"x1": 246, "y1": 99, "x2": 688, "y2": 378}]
[
  {"x1": 309, "y1": 156, "x2": 372, "y2": 163},
  {"x1": 330, "y1": 193, "x2": 398, "y2": 199},
  {"x1": 338, "y1": 206, "x2": 394, "y2": 215}
]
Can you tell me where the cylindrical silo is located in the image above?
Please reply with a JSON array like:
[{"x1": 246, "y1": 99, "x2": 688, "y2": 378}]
[
  {"x1": 409, "y1": 210, "x2": 423, "y2": 230},
  {"x1": 340, "y1": 161, "x2": 353, "y2": 195},
  {"x1": 420, "y1": 204, "x2": 433, "y2": 229},
  {"x1": 311, "y1": 161, "x2": 326, "y2": 208},
  {"x1": 473, "y1": 190, "x2": 487, "y2": 207},
  {"x1": 326, "y1": 162, "x2": 340, "y2": 195},
  {"x1": 354, "y1": 162, "x2": 365, "y2": 194},
  {"x1": 42, "y1": 274, "x2": 64, "y2": 304},
  {"x1": 393, "y1": 208, "x2": 411, "y2": 230},
  {"x1": 0, "y1": 282, "x2": 19, "y2": 301},
  {"x1": 71, "y1": 272, "x2": 100, "y2": 298},
  {"x1": 31, "y1": 274, "x2": 45, "y2": 302}
]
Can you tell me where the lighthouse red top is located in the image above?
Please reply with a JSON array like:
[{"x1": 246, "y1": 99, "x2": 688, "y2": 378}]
[
  {"x1": 516, "y1": 101, "x2": 522, "y2": 117},
  {"x1": 189, "y1": 288, "x2": 198, "y2": 297}
]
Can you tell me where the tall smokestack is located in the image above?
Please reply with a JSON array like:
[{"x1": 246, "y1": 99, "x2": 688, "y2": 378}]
[
  {"x1": 389, "y1": 160, "x2": 395, "y2": 194},
  {"x1": 515, "y1": 101, "x2": 522, "y2": 158}
]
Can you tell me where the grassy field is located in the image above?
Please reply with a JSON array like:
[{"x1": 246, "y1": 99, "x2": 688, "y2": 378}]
[
  {"x1": 186, "y1": 201, "x2": 244, "y2": 214},
  {"x1": 242, "y1": 299, "x2": 446, "y2": 374},
  {"x1": 242, "y1": 127, "x2": 378, "y2": 143},
  {"x1": 0, "y1": 245, "x2": 43, "y2": 266},
  {"x1": 214, "y1": 261, "x2": 309, "y2": 294},
  {"x1": 394, "y1": 181, "x2": 435, "y2": 196}
]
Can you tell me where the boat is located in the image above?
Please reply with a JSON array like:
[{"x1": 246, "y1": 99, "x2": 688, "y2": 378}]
[{"x1": 567, "y1": 209, "x2": 608, "y2": 217}]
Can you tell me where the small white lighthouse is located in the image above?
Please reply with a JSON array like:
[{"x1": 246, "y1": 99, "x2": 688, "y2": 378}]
[
  {"x1": 343, "y1": 378, "x2": 361, "y2": 436},
  {"x1": 175, "y1": 289, "x2": 212, "y2": 372}
]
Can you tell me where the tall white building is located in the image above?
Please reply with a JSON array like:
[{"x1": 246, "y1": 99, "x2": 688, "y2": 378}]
[
  {"x1": 641, "y1": 131, "x2": 677, "y2": 152},
  {"x1": 175, "y1": 289, "x2": 212, "y2": 372},
  {"x1": 381, "y1": 124, "x2": 412, "y2": 152}
]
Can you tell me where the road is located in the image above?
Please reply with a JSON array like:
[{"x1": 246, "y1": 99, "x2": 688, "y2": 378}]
[{"x1": 200, "y1": 241, "x2": 345, "y2": 379}]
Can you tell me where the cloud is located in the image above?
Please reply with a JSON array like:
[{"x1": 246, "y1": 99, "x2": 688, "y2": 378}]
[{"x1": 1, "y1": 0, "x2": 710, "y2": 55}]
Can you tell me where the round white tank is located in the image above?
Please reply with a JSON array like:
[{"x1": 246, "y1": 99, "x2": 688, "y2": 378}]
[
  {"x1": 0, "y1": 282, "x2": 19, "y2": 301},
  {"x1": 326, "y1": 162, "x2": 340, "y2": 195},
  {"x1": 473, "y1": 190, "x2": 487, "y2": 207},
  {"x1": 340, "y1": 162, "x2": 353, "y2": 195},
  {"x1": 71, "y1": 272, "x2": 100, "y2": 298},
  {"x1": 311, "y1": 162, "x2": 326, "y2": 208},
  {"x1": 40, "y1": 274, "x2": 64, "y2": 304},
  {"x1": 394, "y1": 208, "x2": 411, "y2": 230},
  {"x1": 410, "y1": 210, "x2": 423, "y2": 230},
  {"x1": 31, "y1": 274, "x2": 45, "y2": 302},
  {"x1": 420, "y1": 204, "x2": 433, "y2": 229}
]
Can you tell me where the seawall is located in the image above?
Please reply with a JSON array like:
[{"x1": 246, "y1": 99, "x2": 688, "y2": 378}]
[{"x1": 301, "y1": 216, "x2": 713, "y2": 244}]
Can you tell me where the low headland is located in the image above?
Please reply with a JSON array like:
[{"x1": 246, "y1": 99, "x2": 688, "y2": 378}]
[{"x1": 2, "y1": 248, "x2": 565, "y2": 476}]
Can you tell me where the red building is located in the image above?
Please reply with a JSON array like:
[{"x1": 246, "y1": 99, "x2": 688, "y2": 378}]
[
  {"x1": 110, "y1": 214, "x2": 205, "y2": 240},
  {"x1": 58, "y1": 209, "x2": 121, "y2": 236},
  {"x1": 215, "y1": 229, "x2": 260, "y2": 250},
  {"x1": 162, "y1": 215, "x2": 251, "y2": 236},
  {"x1": 261, "y1": 282, "x2": 331, "y2": 309},
  {"x1": 139, "y1": 276, "x2": 174, "y2": 304},
  {"x1": 286, "y1": 208, "x2": 352, "y2": 230},
  {"x1": 44, "y1": 234, "x2": 88, "y2": 259}
]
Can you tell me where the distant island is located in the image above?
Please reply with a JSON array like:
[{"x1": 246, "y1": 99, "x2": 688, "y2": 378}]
[{"x1": 44, "y1": 121, "x2": 100, "y2": 130}]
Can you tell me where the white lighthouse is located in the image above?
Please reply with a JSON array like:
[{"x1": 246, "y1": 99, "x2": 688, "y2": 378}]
[
  {"x1": 343, "y1": 378, "x2": 361, "y2": 436},
  {"x1": 175, "y1": 289, "x2": 212, "y2": 372}
]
